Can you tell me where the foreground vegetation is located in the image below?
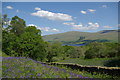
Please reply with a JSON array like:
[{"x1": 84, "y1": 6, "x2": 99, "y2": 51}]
[
  {"x1": 2, "y1": 56, "x2": 88, "y2": 78},
  {"x1": 1, "y1": 14, "x2": 120, "y2": 78},
  {"x1": 3, "y1": 56, "x2": 119, "y2": 79}
]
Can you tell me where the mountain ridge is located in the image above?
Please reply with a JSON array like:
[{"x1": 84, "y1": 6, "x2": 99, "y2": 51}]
[{"x1": 43, "y1": 29, "x2": 119, "y2": 43}]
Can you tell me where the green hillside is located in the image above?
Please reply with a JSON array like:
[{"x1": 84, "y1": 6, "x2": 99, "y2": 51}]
[{"x1": 43, "y1": 29, "x2": 119, "y2": 43}]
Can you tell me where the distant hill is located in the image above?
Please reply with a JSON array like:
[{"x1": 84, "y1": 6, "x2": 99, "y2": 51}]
[
  {"x1": 98, "y1": 29, "x2": 120, "y2": 34},
  {"x1": 43, "y1": 29, "x2": 119, "y2": 43}
]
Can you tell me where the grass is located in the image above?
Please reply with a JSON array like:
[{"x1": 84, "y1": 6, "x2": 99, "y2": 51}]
[
  {"x1": 2, "y1": 57, "x2": 89, "y2": 78},
  {"x1": 1, "y1": 52, "x2": 9, "y2": 57},
  {"x1": 2, "y1": 56, "x2": 118, "y2": 78},
  {"x1": 51, "y1": 64, "x2": 119, "y2": 79},
  {"x1": 2, "y1": 52, "x2": 119, "y2": 78},
  {"x1": 57, "y1": 58, "x2": 116, "y2": 67}
]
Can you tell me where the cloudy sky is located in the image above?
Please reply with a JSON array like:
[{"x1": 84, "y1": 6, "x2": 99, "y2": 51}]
[{"x1": 2, "y1": 2, "x2": 118, "y2": 35}]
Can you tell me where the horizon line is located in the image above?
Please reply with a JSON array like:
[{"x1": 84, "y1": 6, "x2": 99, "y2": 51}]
[{"x1": 42, "y1": 29, "x2": 119, "y2": 36}]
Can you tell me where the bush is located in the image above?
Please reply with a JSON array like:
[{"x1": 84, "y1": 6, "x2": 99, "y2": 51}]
[
  {"x1": 84, "y1": 48, "x2": 96, "y2": 59},
  {"x1": 84, "y1": 42, "x2": 120, "y2": 59}
]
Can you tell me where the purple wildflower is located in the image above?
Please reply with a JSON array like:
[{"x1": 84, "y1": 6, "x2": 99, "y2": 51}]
[{"x1": 37, "y1": 73, "x2": 41, "y2": 76}]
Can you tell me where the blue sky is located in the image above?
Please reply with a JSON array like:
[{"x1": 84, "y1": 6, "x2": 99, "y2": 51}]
[{"x1": 2, "y1": 2, "x2": 118, "y2": 35}]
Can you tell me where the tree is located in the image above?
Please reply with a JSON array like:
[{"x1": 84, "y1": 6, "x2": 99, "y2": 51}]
[
  {"x1": 0, "y1": 14, "x2": 2, "y2": 26},
  {"x1": 2, "y1": 14, "x2": 10, "y2": 28},
  {"x1": 2, "y1": 30, "x2": 18, "y2": 56},
  {"x1": 2, "y1": 16, "x2": 48, "y2": 61},
  {"x1": 8, "y1": 16, "x2": 26, "y2": 36},
  {"x1": 84, "y1": 48, "x2": 96, "y2": 59},
  {"x1": 17, "y1": 26, "x2": 47, "y2": 61},
  {"x1": 73, "y1": 47, "x2": 85, "y2": 58},
  {"x1": 105, "y1": 42, "x2": 120, "y2": 57},
  {"x1": 78, "y1": 36, "x2": 85, "y2": 41},
  {"x1": 84, "y1": 42, "x2": 108, "y2": 59},
  {"x1": 0, "y1": 14, "x2": 2, "y2": 50},
  {"x1": 46, "y1": 41, "x2": 64, "y2": 62},
  {"x1": 63, "y1": 45, "x2": 75, "y2": 58},
  {"x1": 25, "y1": 26, "x2": 41, "y2": 35}
]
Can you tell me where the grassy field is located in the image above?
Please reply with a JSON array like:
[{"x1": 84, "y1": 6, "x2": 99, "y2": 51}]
[
  {"x1": 2, "y1": 56, "x2": 90, "y2": 78},
  {"x1": 1, "y1": 53, "x2": 119, "y2": 78},
  {"x1": 57, "y1": 58, "x2": 117, "y2": 67},
  {"x1": 2, "y1": 56, "x2": 118, "y2": 78}
]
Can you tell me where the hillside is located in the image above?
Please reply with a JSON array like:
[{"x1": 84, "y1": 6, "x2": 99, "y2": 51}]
[
  {"x1": 43, "y1": 29, "x2": 119, "y2": 43},
  {"x1": 2, "y1": 57, "x2": 89, "y2": 78}
]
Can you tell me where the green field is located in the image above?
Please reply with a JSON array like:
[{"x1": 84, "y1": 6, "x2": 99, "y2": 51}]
[{"x1": 57, "y1": 58, "x2": 118, "y2": 67}]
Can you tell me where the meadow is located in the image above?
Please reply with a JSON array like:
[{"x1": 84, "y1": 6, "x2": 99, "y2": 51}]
[
  {"x1": 2, "y1": 56, "x2": 89, "y2": 78},
  {"x1": 57, "y1": 58, "x2": 118, "y2": 67},
  {"x1": 2, "y1": 56, "x2": 119, "y2": 79}
]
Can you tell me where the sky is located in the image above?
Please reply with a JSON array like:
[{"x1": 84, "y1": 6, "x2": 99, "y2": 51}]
[{"x1": 2, "y1": 2, "x2": 119, "y2": 35}]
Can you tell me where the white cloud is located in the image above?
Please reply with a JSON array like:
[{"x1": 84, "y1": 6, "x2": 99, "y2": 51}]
[
  {"x1": 51, "y1": 28, "x2": 60, "y2": 32},
  {"x1": 80, "y1": 9, "x2": 96, "y2": 14},
  {"x1": 35, "y1": 7, "x2": 41, "y2": 11},
  {"x1": 31, "y1": 9, "x2": 73, "y2": 21},
  {"x1": 103, "y1": 26, "x2": 112, "y2": 28},
  {"x1": 40, "y1": 27, "x2": 60, "y2": 32},
  {"x1": 41, "y1": 27, "x2": 50, "y2": 32},
  {"x1": 40, "y1": 27, "x2": 59, "y2": 32},
  {"x1": 6, "y1": 6, "x2": 13, "y2": 9},
  {"x1": 88, "y1": 22, "x2": 93, "y2": 25},
  {"x1": 63, "y1": 22, "x2": 99, "y2": 30},
  {"x1": 63, "y1": 22, "x2": 75, "y2": 25},
  {"x1": 80, "y1": 10, "x2": 87, "y2": 14},
  {"x1": 102, "y1": 5, "x2": 107, "y2": 8},
  {"x1": 88, "y1": 9, "x2": 96, "y2": 13},
  {"x1": 27, "y1": 24, "x2": 59, "y2": 32}
]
